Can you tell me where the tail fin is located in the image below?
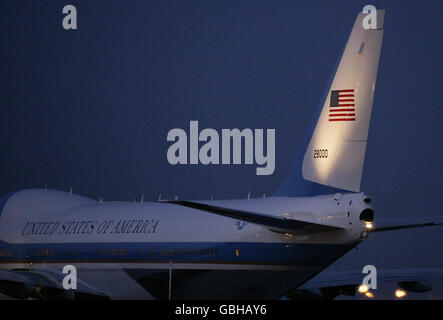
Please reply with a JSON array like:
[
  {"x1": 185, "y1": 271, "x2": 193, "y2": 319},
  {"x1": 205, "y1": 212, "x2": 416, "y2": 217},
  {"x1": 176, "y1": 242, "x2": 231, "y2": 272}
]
[{"x1": 277, "y1": 10, "x2": 385, "y2": 196}]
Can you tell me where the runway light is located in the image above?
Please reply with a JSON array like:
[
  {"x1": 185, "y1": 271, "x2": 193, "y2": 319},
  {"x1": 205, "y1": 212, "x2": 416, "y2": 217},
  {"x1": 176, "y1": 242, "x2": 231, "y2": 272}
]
[
  {"x1": 365, "y1": 292, "x2": 374, "y2": 299},
  {"x1": 365, "y1": 222, "x2": 373, "y2": 229},
  {"x1": 395, "y1": 289, "x2": 407, "y2": 299},
  {"x1": 358, "y1": 284, "x2": 369, "y2": 293}
]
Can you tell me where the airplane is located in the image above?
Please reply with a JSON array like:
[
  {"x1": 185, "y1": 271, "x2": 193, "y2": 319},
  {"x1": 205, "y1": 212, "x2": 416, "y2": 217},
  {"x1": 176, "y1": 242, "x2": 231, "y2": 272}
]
[{"x1": 0, "y1": 9, "x2": 442, "y2": 300}]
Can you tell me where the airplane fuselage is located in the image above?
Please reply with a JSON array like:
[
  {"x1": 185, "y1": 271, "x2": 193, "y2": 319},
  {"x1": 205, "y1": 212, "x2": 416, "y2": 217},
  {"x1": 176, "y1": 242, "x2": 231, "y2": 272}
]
[{"x1": 0, "y1": 189, "x2": 372, "y2": 299}]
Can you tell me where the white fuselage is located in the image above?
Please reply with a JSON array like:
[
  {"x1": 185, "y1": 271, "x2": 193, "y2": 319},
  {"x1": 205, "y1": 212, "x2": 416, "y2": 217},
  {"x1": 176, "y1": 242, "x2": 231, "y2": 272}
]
[{"x1": 0, "y1": 189, "x2": 371, "y2": 299}]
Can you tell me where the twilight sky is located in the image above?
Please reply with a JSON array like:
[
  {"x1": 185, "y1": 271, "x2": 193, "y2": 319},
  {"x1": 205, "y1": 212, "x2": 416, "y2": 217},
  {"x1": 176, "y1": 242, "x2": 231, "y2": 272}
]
[{"x1": 0, "y1": 0, "x2": 442, "y2": 272}]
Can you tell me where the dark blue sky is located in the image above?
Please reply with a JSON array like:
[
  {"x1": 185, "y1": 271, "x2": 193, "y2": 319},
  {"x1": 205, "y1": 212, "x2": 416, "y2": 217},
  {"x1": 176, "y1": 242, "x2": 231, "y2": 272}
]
[{"x1": 0, "y1": 1, "x2": 442, "y2": 269}]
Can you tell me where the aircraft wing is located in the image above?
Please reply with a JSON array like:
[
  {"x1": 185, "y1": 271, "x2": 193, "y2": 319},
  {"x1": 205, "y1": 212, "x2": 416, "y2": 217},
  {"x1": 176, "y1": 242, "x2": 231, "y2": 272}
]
[
  {"x1": 289, "y1": 268, "x2": 443, "y2": 300},
  {"x1": 0, "y1": 267, "x2": 109, "y2": 300},
  {"x1": 166, "y1": 200, "x2": 344, "y2": 234},
  {"x1": 371, "y1": 216, "x2": 443, "y2": 232}
]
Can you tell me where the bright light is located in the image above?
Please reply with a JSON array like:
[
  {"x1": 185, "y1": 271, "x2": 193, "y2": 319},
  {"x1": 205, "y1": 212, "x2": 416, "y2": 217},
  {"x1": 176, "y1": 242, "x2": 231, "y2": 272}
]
[
  {"x1": 365, "y1": 292, "x2": 374, "y2": 299},
  {"x1": 365, "y1": 222, "x2": 373, "y2": 229},
  {"x1": 395, "y1": 289, "x2": 407, "y2": 298},
  {"x1": 358, "y1": 284, "x2": 369, "y2": 293}
]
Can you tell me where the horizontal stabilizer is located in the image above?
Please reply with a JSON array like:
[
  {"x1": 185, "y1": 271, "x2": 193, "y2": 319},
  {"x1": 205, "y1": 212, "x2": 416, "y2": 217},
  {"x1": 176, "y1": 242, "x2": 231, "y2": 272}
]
[
  {"x1": 166, "y1": 200, "x2": 343, "y2": 234},
  {"x1": 372, "y1": 216, "x2": 443, "y2": 232}
]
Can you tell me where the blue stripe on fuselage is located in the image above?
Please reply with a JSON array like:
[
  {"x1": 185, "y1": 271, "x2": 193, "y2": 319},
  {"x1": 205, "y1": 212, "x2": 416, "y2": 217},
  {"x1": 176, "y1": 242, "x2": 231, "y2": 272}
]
[{"x1": 0, "y1": 240, "x2": 356, "y2": 266}]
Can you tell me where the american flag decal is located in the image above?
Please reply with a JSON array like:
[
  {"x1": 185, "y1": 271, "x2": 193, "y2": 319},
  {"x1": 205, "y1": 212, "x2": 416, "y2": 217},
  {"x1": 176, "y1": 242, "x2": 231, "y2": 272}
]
[{"x1": 329, "y1": 89, "x2": 355, "y2": 122}]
